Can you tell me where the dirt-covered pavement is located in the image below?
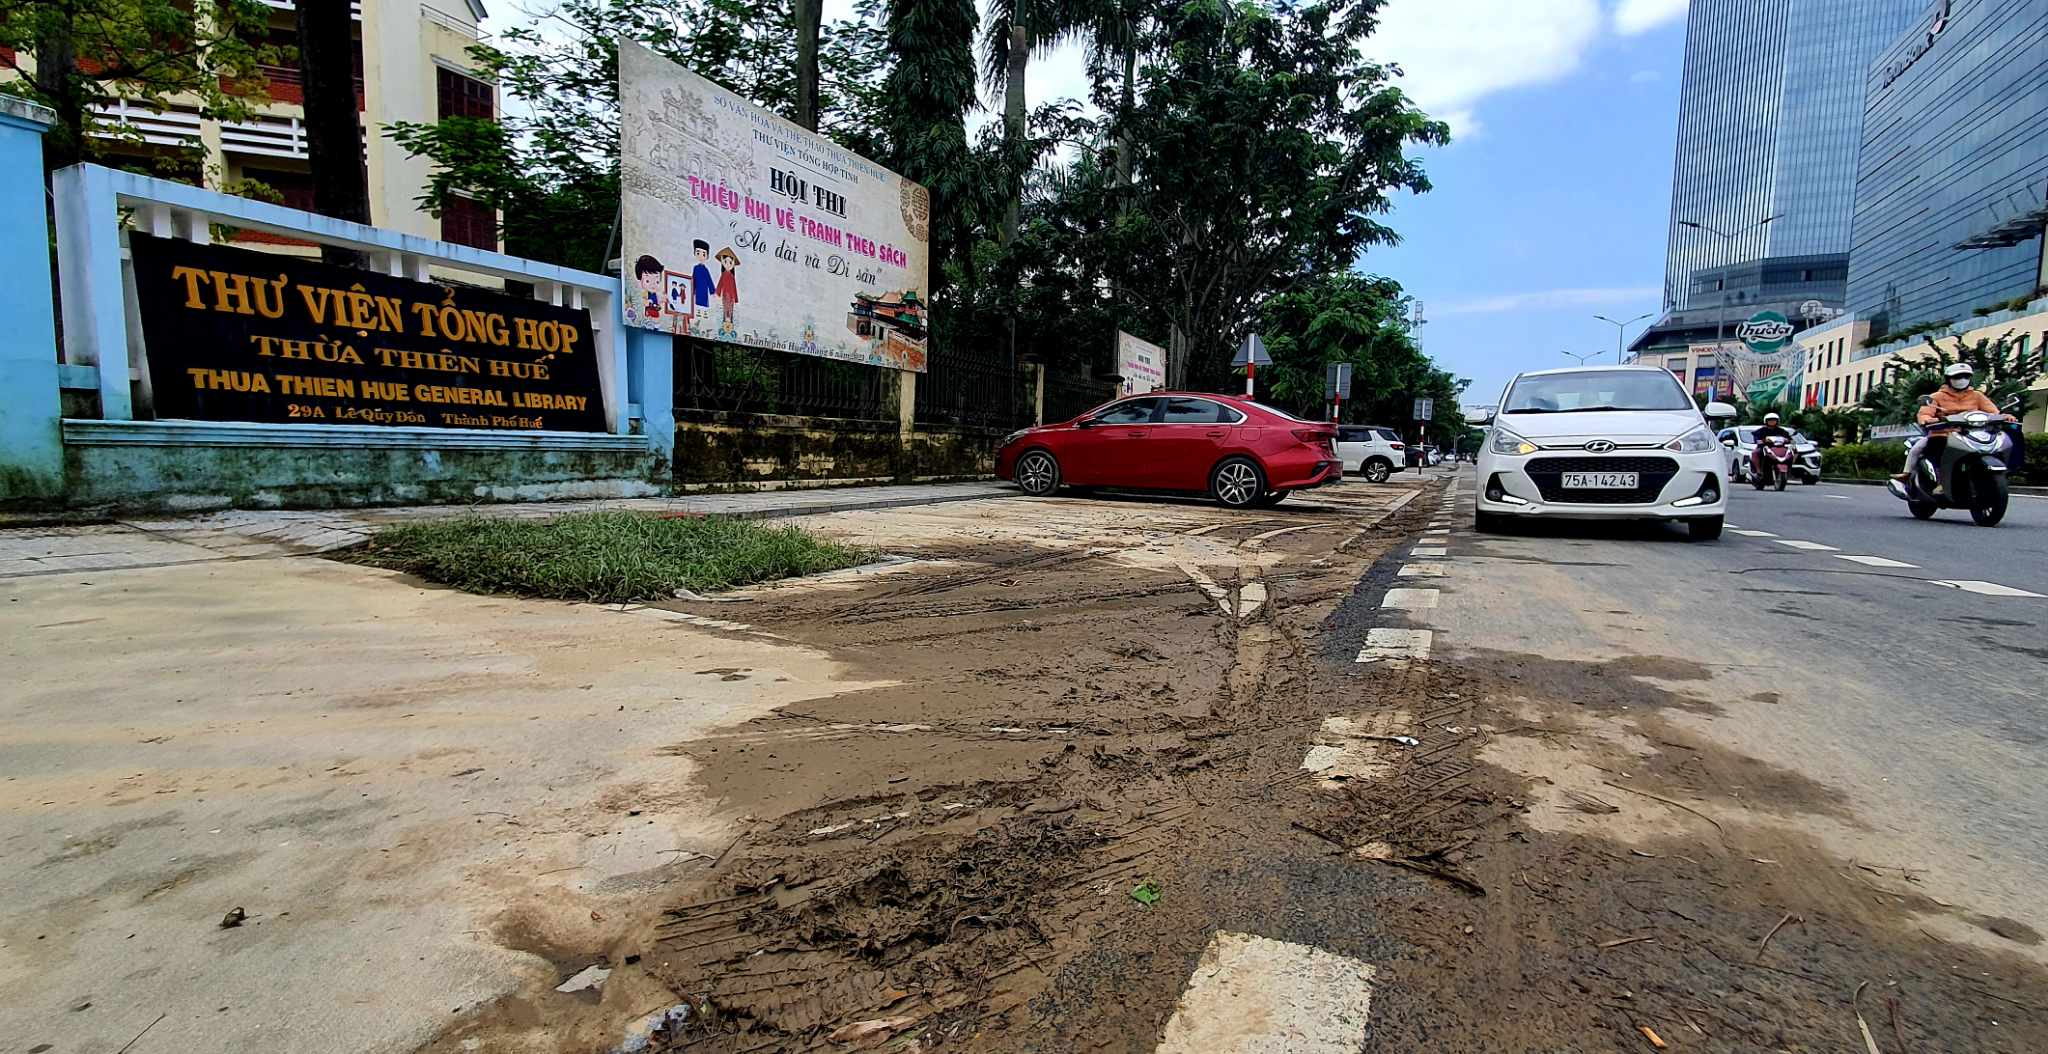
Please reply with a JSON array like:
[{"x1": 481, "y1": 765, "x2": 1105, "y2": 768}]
[{"x1": 427, "y1": 472, "x2": 2048, "y2": 1053}]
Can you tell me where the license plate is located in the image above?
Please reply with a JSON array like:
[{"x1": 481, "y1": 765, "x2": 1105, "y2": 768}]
[{"x1": 1561, "y1": 471, "x2": 1638, "y2": 489}]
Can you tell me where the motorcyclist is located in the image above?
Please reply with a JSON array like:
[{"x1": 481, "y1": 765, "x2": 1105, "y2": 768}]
[
  {"x1": 1896, "y1": 363, "x2": 2014, "y2": 483},
  {"x1": 1750, "y1": 412, "x2": 1792, "y2": 476}
]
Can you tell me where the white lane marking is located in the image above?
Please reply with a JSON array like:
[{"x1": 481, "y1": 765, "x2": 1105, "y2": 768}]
[
  {"x1": 1237, "y1": 582, "x2": 1268, "y2": 618},
  {"x1": 1773, "y1": 539, "x2": 1840, "y2": 552},
  {"x1": 1356, "y1": 628, "x2": 1432, "y2": 663},
  {"x1": 1245, "y1": 522, "x2": 1340, "y2": 545},
  {"x1": 1409, "y1": 546, "x2": 1447, "y2": 559},
  {"x1": 1380, "y1": 588, "x2": 1439, "y2": 610},
  {"x1": 1397, "y1": 563, "x2": 1445, "y2": 578},
  {"x1": 1155, "y1": 932, "x2": 1376, "y2": 1054},
  {"x1": 1930, "y1": 580, "x2": 2046, "y2": 598},
  {"x1": 1730, "y1": 529, "x2": 1777, "y2": 538},
  {"x1": 1836, "y1": 555, "x2": 1919, "y2": 569},
  {"x1": 1180, "y1": 563, "x2": 1265, "y2": 618},
  {"x1": 1423, "y1": 528, "x2": 1450, "y2": 536}
]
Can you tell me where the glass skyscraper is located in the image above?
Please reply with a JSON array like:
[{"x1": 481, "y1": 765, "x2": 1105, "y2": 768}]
[
  {"x1": 1846, "y1": 0, "x2": 2048, "y2": 333},
  {"x1": 1661, "y1": 0, "x2": 1924, "y2": 311}
]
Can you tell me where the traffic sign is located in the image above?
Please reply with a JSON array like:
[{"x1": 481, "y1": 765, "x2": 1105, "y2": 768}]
[
  {"x1": 1413, "y1": 397, "x2": 1434, "y2": 421},
  {"x1": 1233, "y1": 334, "x2": 1272, "y2": 367},
  {"x1": 1325, "y1": 363, "x2": 1353, "y2": 400}
]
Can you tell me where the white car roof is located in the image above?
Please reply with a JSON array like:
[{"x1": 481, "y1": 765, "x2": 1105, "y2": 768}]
[{"x1": 1513, "y1": 364, "x2": 1672, "y2": 379}]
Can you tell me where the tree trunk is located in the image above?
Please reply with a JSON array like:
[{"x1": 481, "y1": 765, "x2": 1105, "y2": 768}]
[
  {"x1": 295, "y1": 0, "x2": 370, "y2": 266},
  {"x1": 1116, "y1": 41, "x2": 1135, "y2": 191},
  {"x1": 1001, "y1": 24, "x2": 1027, "y2": 244},
  {"x1": 33, "y1": 16, "x2": 85, "y2": 176},
  {"x1": 793, "y1": 0, "x2": 823, "y2": 131}
]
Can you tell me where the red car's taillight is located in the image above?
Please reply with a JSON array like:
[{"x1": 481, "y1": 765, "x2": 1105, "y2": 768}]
[{"x1": 1292, "y1": 428, "x2": 1334, "y2": 444}]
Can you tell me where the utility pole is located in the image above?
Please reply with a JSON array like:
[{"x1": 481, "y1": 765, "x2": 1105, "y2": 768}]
[
  {"x1": 1594, "y1": 312, "x2": 1652, "y2": 363},
  {"x1": 1679, "y1": 215, "x2": 1780, "y2": 400}
]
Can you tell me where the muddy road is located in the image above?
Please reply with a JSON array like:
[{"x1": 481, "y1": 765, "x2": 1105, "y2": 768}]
[{"x1": 430, "y1": 479, "x2": 2047, "y2": 1053}]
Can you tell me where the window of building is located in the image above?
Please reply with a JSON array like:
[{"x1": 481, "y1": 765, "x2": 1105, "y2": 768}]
[
  {"x1": 241, "y1": 167, "x2": 318, "y2": 213},
  {"x1": 437, "y1": 67, "x2": 495, "y2": 120},
  {"x1": 440, "y1": 194, "x2": 496, "y2": 250}
]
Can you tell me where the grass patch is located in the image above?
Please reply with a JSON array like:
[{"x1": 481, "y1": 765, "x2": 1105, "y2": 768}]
[{"x1": 351, "y1": 511, "x2": 875, "y2": 603}]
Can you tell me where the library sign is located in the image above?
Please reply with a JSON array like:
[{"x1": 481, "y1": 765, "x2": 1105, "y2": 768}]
[{"x1": 129, "y1": 234, "x2": 606, "y2": 433}]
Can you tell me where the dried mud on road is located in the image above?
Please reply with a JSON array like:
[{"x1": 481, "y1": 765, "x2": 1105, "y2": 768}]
[{"x1": 429, "y1": 485, "x2": 2047, "y2": 1053}]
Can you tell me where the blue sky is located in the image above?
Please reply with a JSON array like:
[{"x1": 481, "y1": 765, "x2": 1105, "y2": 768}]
[{"x1": 1356, "y1": 0, "x2": 1691, "y2": 408}]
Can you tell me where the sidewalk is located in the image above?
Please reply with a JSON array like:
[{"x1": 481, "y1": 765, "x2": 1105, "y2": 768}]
[{"x1": 0, "y1": 482, "x2": 1013, "y2": 579}]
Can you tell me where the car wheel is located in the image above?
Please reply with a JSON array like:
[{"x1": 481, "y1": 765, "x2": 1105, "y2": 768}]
[
  {"x1": 1475, "y1": 510, "x2": 1508, "y2": 533},
  {"x1": 1362, "y1": 458, "x2": 1392, "y2": 483},
  {"x1": 1014, "y1": 449, "x2": 1061, "y2": 497},
  {"x1": 1685, "y1": 516, "x2": 1723, "y2": 542},
  {"x1": 1211, "y1": 457, "x2": 1267, "y2": 509},
  {"x1": 1251, "y1": 490, "x2": 1289, "y2": 507}
]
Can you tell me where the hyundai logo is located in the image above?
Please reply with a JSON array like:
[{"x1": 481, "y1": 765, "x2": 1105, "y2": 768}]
[{"x1": 1584, "y1": 440, "x2": 1617, "y2": 453}]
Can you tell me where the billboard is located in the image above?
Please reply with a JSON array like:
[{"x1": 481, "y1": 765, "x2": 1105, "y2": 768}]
[
  {"x1": 1692, "y1": 365, "x2": 1720, "y2": 398},
  {"x1": 128, "y1": 234, "x2": 604, "y2": 433},
  {"x1": 1115, "y1": 331, "x2": 1167, "y2": 395},
  {"x1": 618, "y1": 40, "x2": 931, "y2": 371}
]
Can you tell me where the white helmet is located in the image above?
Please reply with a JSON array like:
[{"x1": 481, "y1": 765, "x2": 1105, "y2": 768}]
[
  {"x1": 1947, "y1": 363, "x2": 1975, "y2": 388},
  {"x1": 1763, "y1": 412, "x2": 1780, "y2": 423}
]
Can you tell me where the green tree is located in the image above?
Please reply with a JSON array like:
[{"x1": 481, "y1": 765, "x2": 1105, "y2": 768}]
[
  {"x1": 1103, "y1": 0, "x2": 1447, "y2": 391},
  {"x1": 1861, "y1": 332, "x2": 2044, "y2": 425},
  {"x1": 2, "y1": 0, "x2": 273, "y2": 175}
]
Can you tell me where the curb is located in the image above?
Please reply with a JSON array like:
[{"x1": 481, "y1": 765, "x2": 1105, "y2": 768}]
[
  {"x1": 1823, "y1": 476, "x2": 2048, "y2": 497},
  {"x1": 730, "y1": 486, "x2": 1014, "y2": 521}
]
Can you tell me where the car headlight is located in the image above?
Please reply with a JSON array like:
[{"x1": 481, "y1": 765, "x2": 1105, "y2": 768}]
[
  {"x1": 1000, "y1": 429, "x2": 1029, "y2": 448},
  {"x1": 1489, "y1": 428, "x2": 1538, "y2": 456},
  {"x1": 1665, "y1": 425, "x2": 1717, "y2": 454}
]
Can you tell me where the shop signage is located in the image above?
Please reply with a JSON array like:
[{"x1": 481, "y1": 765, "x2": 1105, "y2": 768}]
[
  {"x1": 128, "y1": 234, "x2": 606, "y2": 432},
  {"x1": 1736, "y1": 310, "x2": 1795, "y2": 353},
  {"x1": 618, "y1": 40, "x2": 932, "y2": 372}
]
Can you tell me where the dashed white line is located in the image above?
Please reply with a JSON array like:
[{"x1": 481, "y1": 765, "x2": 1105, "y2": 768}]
[
  {"x1": 1380, "y1": 588, "x2": 1439, "y2": 610},
  {"x1": 1835, "y1": 555, "x2": 1919, "y2": 569},
  {"x1": 1773, "y1": 539, "x2": 1840, "y2": 552},
  {"x1": 1356, "y1": 628, "x2": 1432, "y2": 663},
  {"x1": 1397, "y1": 563, "x2": 1446, "y2": 578},
  {"x1": 1423, "y1": 528, "x2": 1450, "y2": 536},
  {"x1": 1409, "y1": 546, "x2": 1447, "y2": 559},
  {"x1": 1930, "y1": 580, "x2": 2046, "y2": 598},
  {"x1": 1155, "y1": 933, "x2": 1376, "y2": 1054},
  {"x1": 1729, "y1": 529, "x2": 1778, "y2": 538}
]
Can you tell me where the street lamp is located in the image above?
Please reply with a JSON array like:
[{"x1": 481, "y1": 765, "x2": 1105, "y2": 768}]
[
  {"x1": 1560, "y1": 350, "x2": 1600, "y2": 366},
  {"x1": 1593, "y1": 312, "x2": 1652, "y2": 363},
  {"x1": 1679, "y1": 214, "x2": 1782, "y2": 399}
]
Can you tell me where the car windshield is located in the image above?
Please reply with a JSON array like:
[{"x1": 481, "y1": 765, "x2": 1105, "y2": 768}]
[{"x1": 1503, "y1": 371, "x2": 1692, "y2": 413}]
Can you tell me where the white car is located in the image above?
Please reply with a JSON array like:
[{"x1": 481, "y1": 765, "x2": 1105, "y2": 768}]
[
  {"x1": 1474, "y1": 366, "x2": 1732, "y2": 541},
  {"x1": 1335, "y1": 425, "x2": 1406, "y2": 482}
]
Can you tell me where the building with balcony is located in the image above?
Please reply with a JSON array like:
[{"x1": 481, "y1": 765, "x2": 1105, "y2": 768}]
[{"x1": 8, "y1": 0, "x2": 497, "y2": 250}]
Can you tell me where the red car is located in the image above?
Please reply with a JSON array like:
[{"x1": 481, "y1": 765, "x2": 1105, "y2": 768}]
[{"x1": 995, "y1": 391, "x2": 1342, "y2": 508}]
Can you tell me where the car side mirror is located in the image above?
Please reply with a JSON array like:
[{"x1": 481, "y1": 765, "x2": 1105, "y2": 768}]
[
  {"x1": 1704, "y1": 401, "x2": 1738, "y2": 420},
  {"x1": 1720, "y1": 438, "x2": 1737, "y2": 448},
  {"x1": 1465, "y1": 409, "x2": 1494, "y2": 425},
  {"x1": 1074, "y1": 417, "x2": 1096, "y2": 429}
]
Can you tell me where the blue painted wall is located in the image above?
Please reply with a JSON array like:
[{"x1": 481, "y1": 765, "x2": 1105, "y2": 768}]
[{"x1": 0, "y1": 97, "x2": 62, "y2": 503}]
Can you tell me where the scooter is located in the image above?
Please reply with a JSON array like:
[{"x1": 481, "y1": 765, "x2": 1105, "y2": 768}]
[
  {"x1": 1750, "y1": 436, "x2": 1793, "y2": 492},
  {"x1": 1886, "y1": 396, "x2": 2021, "y2": 527}
]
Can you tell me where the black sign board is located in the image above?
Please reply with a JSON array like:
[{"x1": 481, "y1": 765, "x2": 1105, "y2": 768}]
[{"x1": 129, "y1": 234, "x2": 607, "y2": 433}]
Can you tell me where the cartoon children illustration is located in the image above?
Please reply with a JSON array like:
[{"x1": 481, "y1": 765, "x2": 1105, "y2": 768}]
[
  {"x1": 634, "y1": 255, "x2": 664, "y2": 320},
  {"x1": 714, "y1": 247, "x2": 740, "y2": 339},
  {"x1": 690, "y1": 240, "x2": 715, "y2": 331}
]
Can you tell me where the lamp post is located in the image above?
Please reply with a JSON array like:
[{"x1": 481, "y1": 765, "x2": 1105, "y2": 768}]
[
  {"x1": 1593, "y1": 311, "x2": 1652, "y2": 363},
  {"x1": 1561, "y1": 350, "x2": 1600, "y2": 366},
  {"x1": 1678, "y1": 214, "x2": 1781, "y2": 399}
]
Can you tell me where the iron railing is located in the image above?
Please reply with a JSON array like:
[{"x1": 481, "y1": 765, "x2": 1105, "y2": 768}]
[
  {"x1": 1044, "y1": 373, "x2": 1115, "y2": 424},
  {"x1": 915, "y1": 349, "x2": 1034, "y2": 430},
  {"x1": 675, "y1": 341, "x2": 898, "y2": 422}
]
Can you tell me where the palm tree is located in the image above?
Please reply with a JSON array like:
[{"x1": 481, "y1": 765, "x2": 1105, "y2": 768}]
[{"x1": 984, "y1": 0, "x2": 1086, "y2": 242}]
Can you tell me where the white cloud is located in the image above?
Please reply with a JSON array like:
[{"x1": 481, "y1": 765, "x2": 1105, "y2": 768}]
[
  {"x1": 1364, "y1": 0, "x2": 1604, "y2": 138},
  {"x1": 1438, "y1": 286, "x2": 1662, "y2": 316},
  {"x1": 1614, "y1": 0, "x2": 1688, "y2": 36}
]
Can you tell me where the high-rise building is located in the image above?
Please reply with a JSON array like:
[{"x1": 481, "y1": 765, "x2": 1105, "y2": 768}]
[
  {"x1": 4, "y1": 1, "x2": 497, "y2": 250},
  {"x1": 1846, "y1": 0, "x2": 2048, "y2": 335},
  {"x1": 1660, "y1": 0, "x2": 1924, "y2": 313}
]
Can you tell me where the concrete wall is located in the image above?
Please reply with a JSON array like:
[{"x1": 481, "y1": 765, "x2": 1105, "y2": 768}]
[
  {"x1": 674, "y1": 412, "x2": 1000, "y2": 488},
  {"x1": 0, "y1": 98, "x2": 62, "y2": 503}
]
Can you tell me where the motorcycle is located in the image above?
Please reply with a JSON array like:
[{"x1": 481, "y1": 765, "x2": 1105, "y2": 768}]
[
  {"x1": 1750, "y1": 436, "x2": 1794, "y2": 492},
  {"x1": 1885, "y1": 396, "x2": 2021, "y2": 527}
]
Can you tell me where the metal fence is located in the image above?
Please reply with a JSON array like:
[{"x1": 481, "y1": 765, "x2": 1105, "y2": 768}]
[
  {"x1": 674, "y1": 341, "x2": 898, "y2": 422},
  {"x1": 915, "y1": 348, "x2": 1034, "y2": 430},
  {"x1": 1044, "y1": 372, "x2": 1115, "y2": 424}
]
